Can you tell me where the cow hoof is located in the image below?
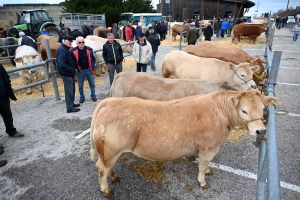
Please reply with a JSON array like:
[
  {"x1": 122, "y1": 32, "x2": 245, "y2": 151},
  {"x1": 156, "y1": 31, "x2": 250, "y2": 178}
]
[
  {"x1": 111, "y1": 176, "x2": 120, "y2": 183},
  {"x1": 205, "y1": 169, "x2": 213, "y2": 176},
  {"x1": 101, "y1": 72, "x2": 106, "y2": 74},
  {"x1": 200, "y1": 182, "x2": 210, "y2": 189},
  {"x1": 103, "y1": 190, "x2": 114, "y2": 198},
  {"x1": 27, "y1": 92, "x2": 32, "y2": 95},
  {"x1": 96, "y1": 74, "x2": 100, "y2": 76}
]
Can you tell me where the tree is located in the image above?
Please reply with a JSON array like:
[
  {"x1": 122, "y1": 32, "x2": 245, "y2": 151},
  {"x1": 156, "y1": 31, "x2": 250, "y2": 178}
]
[{"x1": 62, "y1": 0, "x2": 155, "y2": 27}]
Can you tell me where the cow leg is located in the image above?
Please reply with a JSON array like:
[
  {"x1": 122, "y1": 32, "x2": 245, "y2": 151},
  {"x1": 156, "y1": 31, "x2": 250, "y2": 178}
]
[
  {"x1": 94, "y1": 65, "x2": 100, "y2": 76},
  {"x1": 197, "y1": 147, "x2": 219, "y2": 189},
  {"x1": 23, "y1": 78, "x2": 32, "y2": 95},
  {"x1": 96, "y1": 154, "x2": 120, "y2": 197},
  {"x1": 101, "y1": 64, "x2": 106, "y2": 74},
  {"x1": 36, "y1": 71, "x2": 43, "y2": 91}
]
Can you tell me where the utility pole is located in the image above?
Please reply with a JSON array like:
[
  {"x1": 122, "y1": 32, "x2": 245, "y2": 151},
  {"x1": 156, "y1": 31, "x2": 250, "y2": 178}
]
[{"x1": 284, "y1": 0, "x2": 290, "y2": 17}]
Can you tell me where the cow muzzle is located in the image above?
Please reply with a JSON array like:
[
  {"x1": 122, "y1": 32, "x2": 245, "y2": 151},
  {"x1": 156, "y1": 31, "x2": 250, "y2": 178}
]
[{"x1": 28, "y1": 68, "x2": 36, "y2": 74}]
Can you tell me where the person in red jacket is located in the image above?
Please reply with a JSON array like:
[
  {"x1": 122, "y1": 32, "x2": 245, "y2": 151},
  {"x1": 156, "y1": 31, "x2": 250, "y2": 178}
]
[
  {"x1": 71, "y1": 36, "x2": 96, "y2": 103},
  {"x1": 125, "y1": 23, "x2": 133, "y2": 42}
]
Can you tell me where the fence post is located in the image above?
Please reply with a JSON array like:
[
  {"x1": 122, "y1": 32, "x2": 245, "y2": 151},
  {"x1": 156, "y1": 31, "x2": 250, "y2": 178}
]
[
  {"x1": 44, "y1": 39, "x2": 61, "y2": 100},
  {"x1": 266, "y1": 51, "x2": 282, "y2": 200},
  {"x1": 179, "y1": 24, "x2": 183, "y2": 50}
]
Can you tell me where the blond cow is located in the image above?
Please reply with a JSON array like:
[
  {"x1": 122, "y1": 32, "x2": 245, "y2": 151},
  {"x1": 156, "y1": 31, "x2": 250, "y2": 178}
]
[
  {"x1": 110, "y1": 72, "x2": 239, "y2": 100},
  {"x1": 14, "y1": 45, "x2": 43, "y2": 95},
  {"x1": 162, "y1": 50, "x2": 258, "y2": 90},
  {"x1": 184, "y1": 42, "x2": 268, "y2": 86},
  {"x1": 90, "y1": 89, "x2": 276, "y2": 197}
]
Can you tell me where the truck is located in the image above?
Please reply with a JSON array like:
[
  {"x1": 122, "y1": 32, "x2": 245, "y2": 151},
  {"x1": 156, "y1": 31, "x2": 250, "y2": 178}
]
[
  {"x1": 119, "y1": 12, "x2": 163, "y2": 26},
  {"x1": 9, "y1": 9, "x2": 60, "y2": 41},
  {"x1": 51, "y1": 13, "x2": 106, "y2": 32}
]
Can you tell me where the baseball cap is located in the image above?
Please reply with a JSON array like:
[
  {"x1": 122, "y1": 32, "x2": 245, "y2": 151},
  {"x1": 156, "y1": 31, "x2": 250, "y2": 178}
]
[{"x1": 62, "y1": 35, "x2": 73, "y2": 42}]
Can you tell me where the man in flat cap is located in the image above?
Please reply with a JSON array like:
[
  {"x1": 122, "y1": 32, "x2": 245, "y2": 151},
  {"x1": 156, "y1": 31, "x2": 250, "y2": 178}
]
[{"x1": 56, "y1": 35, "x2": 80, "y2": 113}]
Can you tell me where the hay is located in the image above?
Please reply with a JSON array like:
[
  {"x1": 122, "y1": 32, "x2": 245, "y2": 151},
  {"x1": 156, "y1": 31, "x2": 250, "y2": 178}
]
[
  {"x1": 1, "y1": 56, "x2": 135, "y2": 101},
  {"x1": 217, "y1": 35, "x2": 266, "y2": 47},
  {"x1": 227, "y1": 126, "x2": 250, "y2": 142},
  {"x1": 131, "y1": 160, "x2": 165, "y2": 186}
]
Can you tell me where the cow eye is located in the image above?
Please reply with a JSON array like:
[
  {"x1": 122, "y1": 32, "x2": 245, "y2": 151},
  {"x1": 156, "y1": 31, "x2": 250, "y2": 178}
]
[
  {"x1": 242, "y1": 110, "x2": 247, "y2": 114},
  {"x1": 241, "y1": 74, "x2": 245, "y2": 77}
]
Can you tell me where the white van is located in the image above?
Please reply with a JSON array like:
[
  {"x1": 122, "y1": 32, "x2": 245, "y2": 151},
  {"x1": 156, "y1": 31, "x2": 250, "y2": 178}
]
[{"x1": 287, "y1": 16, "x2": 295, "y2": 24}]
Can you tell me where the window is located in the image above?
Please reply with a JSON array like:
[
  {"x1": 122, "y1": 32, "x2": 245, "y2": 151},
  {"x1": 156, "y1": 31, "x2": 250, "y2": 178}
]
[{"x1": 225, "y1": 5, "x2": 230, "y2": 11}]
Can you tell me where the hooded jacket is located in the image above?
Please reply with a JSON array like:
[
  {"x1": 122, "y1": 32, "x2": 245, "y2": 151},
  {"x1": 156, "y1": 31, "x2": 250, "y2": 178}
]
[{"x1": 133, "y1": 39, "x2": 152, "y2": 64}]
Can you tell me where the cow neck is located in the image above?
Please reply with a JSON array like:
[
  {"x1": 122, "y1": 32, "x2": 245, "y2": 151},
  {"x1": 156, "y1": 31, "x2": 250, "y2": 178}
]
[{"x1": 211, "y1": 91, "x2": 245, "y2": 130}]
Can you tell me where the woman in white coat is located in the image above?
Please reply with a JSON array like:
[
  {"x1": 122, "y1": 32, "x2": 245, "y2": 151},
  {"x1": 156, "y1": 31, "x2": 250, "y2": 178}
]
[{"x1": 133, "y1": 33, "x2": 152, "y2": 72}]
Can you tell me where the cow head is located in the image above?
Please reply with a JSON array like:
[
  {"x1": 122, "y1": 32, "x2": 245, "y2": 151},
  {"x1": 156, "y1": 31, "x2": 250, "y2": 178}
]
[
  {"x1": 229, "y1": 62, "x2": 257, "y2": 90},
  {"x1": 230, "y1": 89, "x2": 277, "y2": 136},
  {"x1": 250, "y1": 57, "x2": 268, "y2": 86},
  {"x1": 15, "y1": 54, "x2": 38, "y2": 74}
]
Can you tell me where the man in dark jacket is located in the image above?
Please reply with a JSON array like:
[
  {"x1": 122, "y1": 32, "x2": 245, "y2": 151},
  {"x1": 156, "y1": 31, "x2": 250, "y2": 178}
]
[
  {"x1": 56, "y1": 35, "x2": 80, "y2": 113},
  {"x1": 18, "y1": 31, "x2": 37, "y2": 50},
  {"x1": 159, "y1": 21, "x2": 167, "y2": 41},
  {"x1": 203, "y1": 23, "x2": 214, "y2": 41},
  {"x1": 82, "y1": 23, "x2": 89, "y2": 38},
  {"x1": 71, "y1": 26, "x2": 84, "y2": 40},
  {"x1": 1, "y1": 63, "x2": 23, "y2": 168},
  {"x1": 102, "y1": 33, "x2": 124, "y2": 86},
  {"x1": 147, "y1": 29, "x2": 160, "y2": 71},
  {"x1": 58, "y1": 29, "x2": 68, "y2": 43},
  {"x1": 0, "y1": 63, "x2": 24, "y2": 140},
  {"x1": 187, "y1": 22, "x2": 200, "y2": 45},
  {"x1": 71, "y1": 36, "x2": 96, "y2": 103}
]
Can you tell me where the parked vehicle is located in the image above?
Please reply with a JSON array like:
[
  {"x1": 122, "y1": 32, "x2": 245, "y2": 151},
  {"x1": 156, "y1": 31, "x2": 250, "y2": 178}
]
[
  {"x1": 9, "y1": 9, "x2": 60, "y2": 40},
  {"x1": 287, "y1": 16, "x2": 295, "y2": 24},
  {"x1": 51, "y1": 13, "x2": 106, "y2": 32},
  {"x1": 119, "y1": 12, "x2": 162, "y2": 26}
]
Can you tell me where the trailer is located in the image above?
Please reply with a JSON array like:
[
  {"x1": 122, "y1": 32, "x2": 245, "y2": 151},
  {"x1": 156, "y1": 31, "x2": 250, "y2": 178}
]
[{"x1": 51, "y1": 13, "x2": 106, "y2": 31}]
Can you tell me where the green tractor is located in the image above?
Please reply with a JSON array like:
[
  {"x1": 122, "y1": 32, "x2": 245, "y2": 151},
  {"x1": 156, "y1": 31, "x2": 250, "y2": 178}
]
[{"x1": 9, "y1": 9, "x2": 60, "y2": 41}]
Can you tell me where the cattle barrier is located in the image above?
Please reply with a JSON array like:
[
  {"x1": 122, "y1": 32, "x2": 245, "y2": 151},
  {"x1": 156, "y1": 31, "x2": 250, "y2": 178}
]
[
  {"x1": 256, "y1": 19, "x2": 281, "y2": 200},
  {"x1": 5, "y1": 39, "x2": 59, "y2": 100}
]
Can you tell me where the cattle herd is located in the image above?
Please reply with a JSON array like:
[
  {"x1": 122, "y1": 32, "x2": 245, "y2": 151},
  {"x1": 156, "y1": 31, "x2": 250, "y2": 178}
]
[{"x1": 0, "y1": 21, "x2": 273, "y2": 197}]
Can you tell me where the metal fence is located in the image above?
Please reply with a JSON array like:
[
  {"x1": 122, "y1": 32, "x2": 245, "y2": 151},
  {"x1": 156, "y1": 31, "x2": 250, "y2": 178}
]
[
  {"x1": 256, "y1": 19, "x2": 281, "y2": 200},
  {"x1": 2, "y1": 39, "x2": 134, "y2": 101}
]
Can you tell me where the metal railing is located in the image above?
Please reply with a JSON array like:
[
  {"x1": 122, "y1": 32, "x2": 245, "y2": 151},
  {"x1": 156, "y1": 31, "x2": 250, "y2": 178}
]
[{"x1": 256, "y1": 18, "x2": 281, "y2": 200}]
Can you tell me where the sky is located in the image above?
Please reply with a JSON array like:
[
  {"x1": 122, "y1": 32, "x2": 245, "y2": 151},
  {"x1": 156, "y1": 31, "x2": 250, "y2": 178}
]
[{"x1": 1, "y1": 0, "x2": 299, "y2": 15}]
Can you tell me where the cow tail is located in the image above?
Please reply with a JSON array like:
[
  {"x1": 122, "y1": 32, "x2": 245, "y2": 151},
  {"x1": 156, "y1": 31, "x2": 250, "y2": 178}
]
[{"x1": 90, "y1": 101, "x2": 107, "y2": 162}]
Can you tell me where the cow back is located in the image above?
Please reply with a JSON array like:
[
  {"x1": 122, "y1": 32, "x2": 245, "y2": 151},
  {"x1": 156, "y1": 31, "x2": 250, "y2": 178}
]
[{"x1": 184, "y1": 41, "x2": 253, "y2": 64}]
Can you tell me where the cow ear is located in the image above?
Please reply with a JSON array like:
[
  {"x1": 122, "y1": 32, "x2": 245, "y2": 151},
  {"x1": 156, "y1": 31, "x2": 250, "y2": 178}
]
[
  {"x1": 230, "y1": 93, "x2": 242, "y2": 107},
  {"x1": 14, "y1": 58, "x2": 22, "y2": 63},
  {"x1": 228, "y1": 62, "x2": 235, "y2": 71},
  {"x1": 262, "y1": 96, "x2": 277, "y2": 107},
  {"x1": 250, "y1": 65, "x2": 260, "y2": 73}
]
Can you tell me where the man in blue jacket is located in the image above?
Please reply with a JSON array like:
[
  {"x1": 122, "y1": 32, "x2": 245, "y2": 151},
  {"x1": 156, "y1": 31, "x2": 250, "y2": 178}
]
[
  {"x1": 56, "y1": 35, "x2": 80, "y2": 113},
  {"x1": 102, "y1": 33, "x2": 124, "y2": 86},
  {"x1": 220, "y1": 19, "x2": 229, "y2": 38},
  {"x1": 71, "y1": 36, "x2": 96, "y2": 103}
]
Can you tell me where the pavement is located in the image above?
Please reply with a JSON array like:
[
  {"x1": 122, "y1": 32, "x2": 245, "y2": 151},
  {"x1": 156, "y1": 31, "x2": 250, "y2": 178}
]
[{"x1": 0, "y1": 26, "x2": 299, "y2": 200}]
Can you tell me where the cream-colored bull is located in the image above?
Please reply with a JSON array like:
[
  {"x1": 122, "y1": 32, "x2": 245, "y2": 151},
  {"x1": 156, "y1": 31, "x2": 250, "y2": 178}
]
[
  {"x1": 14, "y1": 45, "x2": 43, "y2": 95},
  {"x1": 162, "y1": 50, "x2": 258, "y2": 90},
  {"x1": 90, "y1": 90, "x2": 276, "y2": 197},
  {"x1": 110, "y1": 72, "x2": 239, "y2": 99}
]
